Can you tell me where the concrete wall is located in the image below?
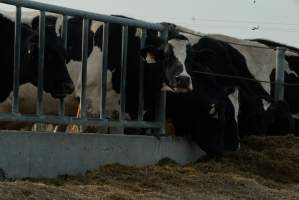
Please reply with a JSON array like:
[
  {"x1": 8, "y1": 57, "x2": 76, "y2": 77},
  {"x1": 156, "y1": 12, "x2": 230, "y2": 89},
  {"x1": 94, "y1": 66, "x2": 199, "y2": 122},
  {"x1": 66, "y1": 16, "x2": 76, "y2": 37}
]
[{"x1": 0, "y1": 131, "x2": 204, "y2": 178}]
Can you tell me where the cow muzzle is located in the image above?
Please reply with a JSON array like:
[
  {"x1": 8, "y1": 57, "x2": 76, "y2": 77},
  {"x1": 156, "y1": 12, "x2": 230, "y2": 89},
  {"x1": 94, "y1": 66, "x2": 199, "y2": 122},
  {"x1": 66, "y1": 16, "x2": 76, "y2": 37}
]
[
  {"x1": 50, "y1": 82, "x2": 74, "y2": 98},
  {"x1": 162, "y1": 75, "x2": 193, "y2": 93}
]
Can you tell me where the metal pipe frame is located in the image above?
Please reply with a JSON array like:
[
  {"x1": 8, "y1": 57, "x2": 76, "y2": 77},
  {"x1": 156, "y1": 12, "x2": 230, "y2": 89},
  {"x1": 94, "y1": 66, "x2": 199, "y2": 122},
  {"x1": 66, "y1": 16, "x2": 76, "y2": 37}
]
[
  {"x1": 1, "y1": 0, "x2": 165, "y2": 31},
  {"x1": 137, "y1": 29, "x2": 147, "y2": 121},
  {"x1": 12, "y1": 6, "x2": 21, "y2": 113},
  {"x1": 154, "y1": 30, "x2": 168, "y2": 134},
  {"x1": 120, "y1": 26, "x2": 128, "y2": 121},
  {"x1": 1, "y1": 1, "x2": 169, "y2": 133},
  {"x1": 0, "y1": 112, "x2": 162, "y2": 129},
  {"x1": 275, "y1": 47, "x2": 286, "y2": 101},
  {"x1": 100, "y1": 23, "x2": 109, "y2": 119},
  {"x1": 80, "y1": 18, "x2": 90, "y2": 119},
  {"x1": 59, "y1": 14, "x2": 69, "y2": 116},
  {"x1": 37, "y1": 11, "x2": 46, "y2": 116}
]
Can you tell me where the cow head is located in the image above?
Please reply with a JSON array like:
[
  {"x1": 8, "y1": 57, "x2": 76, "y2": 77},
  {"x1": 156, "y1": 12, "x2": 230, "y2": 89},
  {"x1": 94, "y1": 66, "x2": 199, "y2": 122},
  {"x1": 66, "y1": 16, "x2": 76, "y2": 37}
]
[
  {"x1": 264, "y1": 100, "x2": 294, "y2": 135},
  {"x1": 141, "y1": 24, "x2": 193, "y2": 93},
  {"x1": 22, "y1": 27, "x2": 74, "y2": 98}
]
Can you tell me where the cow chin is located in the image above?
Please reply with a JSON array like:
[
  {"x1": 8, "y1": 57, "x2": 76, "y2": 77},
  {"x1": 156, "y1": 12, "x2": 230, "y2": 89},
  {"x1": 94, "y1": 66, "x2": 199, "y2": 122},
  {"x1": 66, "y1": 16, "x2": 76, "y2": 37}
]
[
  {"x1": 45, "y1": 87, "x2": 72, "y2": 99},
  {"x1": 161, "y1": 83, "x2": 193, "y2": 93},
  {"x1": 50, "y1": 93, "x2": 68, "y2": 99},
  {"x1": 161, "y1": 83, "x2": 175, "y2": 92}
]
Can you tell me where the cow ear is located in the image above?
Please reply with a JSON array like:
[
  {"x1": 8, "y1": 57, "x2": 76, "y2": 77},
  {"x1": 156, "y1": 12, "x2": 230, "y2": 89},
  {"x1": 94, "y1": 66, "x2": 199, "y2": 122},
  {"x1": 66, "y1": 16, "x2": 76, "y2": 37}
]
[
  {"x1": 193, "y1": 48, "x2": 216, "y2": 63},
  {"x1": 140, "y1": 46, "x2": 164, "y2": 64}
]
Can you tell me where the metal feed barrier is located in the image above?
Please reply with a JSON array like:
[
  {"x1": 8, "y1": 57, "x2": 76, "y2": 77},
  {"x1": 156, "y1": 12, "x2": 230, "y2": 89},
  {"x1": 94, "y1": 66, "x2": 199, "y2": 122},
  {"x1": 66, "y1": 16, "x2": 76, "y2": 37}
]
[
  {"x1": 0, "y1": 0, "x2": 291, "y2": 134},
  {"x1": 0, "y1": 0, "x2": 168, "y2": 134}
]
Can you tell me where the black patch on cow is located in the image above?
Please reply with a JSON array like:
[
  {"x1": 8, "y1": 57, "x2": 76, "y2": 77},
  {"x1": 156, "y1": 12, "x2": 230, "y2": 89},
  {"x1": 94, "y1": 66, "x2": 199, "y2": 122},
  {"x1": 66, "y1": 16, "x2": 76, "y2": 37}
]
[
  {"x1": 31, "y1": 15, "x2": 94, "y2": 62},
  {"x1": 0, "y1": 14, "x2": 73, "y2": 101}
]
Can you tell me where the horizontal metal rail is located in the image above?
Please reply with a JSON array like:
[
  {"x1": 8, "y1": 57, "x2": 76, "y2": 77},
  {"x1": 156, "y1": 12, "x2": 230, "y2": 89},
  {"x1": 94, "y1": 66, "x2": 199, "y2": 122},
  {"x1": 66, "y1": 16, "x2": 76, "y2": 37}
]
[
  {"x1": 0, "y1": 112, "x2": 162, "y2": 128},
  {"x1": 1, "y1": 0, "x2": 165, "y2": 31}
]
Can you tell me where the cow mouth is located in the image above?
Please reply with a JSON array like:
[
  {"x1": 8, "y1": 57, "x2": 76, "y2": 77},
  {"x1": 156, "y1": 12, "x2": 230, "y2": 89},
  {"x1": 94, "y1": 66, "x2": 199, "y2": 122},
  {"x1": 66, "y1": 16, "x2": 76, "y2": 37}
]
[
  {"x1": 45, "y1": 82, "x2": 74, "y2": 99},
  {"x1": 161, "y1": 83, "x2": 193, "y2": 93},
  {"x1": 51, "y1": 93, "x2": 69, "y2": 98}
]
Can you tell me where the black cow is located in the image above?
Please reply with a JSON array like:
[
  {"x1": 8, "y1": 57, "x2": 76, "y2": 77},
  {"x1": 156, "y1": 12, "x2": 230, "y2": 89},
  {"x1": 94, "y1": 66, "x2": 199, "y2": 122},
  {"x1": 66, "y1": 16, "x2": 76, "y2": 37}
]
[
  {"x1": 141, "y1": 26, "x2": 295, "y2": 156},
  {"x1": 238, "y1": 89, "x2": 293, "y2": 136},
  {"x1": 0, "y1": 13, "x2": 74, "y2": 102}
]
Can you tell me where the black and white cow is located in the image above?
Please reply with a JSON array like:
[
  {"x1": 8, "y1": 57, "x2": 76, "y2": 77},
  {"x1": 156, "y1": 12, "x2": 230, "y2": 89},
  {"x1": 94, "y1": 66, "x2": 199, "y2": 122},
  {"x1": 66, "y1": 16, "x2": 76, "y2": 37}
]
[
  {"x1": 140, "y1": 25, "x2": 296, "y2": 156},
  {"x1": 94, "y1": 20, "x2": 239, "y2": 158},
  {"x1": 0, "y1": 12, "x2": 119, "y2": 131},
  {"x1": 0, "y1": 13, "x2": 74, "y2": 102},
  {"x1": 251, "y1": 39, "x2": 299, "y2": 136},
  {"x1": 207, "y1": 36, "x2": 294, "y2": 136},
  {"x1": 94, "y1": 17, "x2": 193, "y2": 122}
]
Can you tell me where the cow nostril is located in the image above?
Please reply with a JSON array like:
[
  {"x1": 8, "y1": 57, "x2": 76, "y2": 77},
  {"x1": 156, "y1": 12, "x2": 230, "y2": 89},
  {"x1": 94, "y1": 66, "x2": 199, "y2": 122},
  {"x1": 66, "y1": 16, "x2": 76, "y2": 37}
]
[{"x1": 175, "y1": 75, "x2": 191, "y2": 86}]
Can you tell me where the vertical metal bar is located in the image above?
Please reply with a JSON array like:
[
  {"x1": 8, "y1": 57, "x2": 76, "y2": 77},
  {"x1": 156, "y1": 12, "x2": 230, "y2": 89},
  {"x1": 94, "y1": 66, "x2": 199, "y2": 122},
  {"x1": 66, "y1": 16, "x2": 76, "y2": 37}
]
[
  {"x1": 80, "y1": 18, "x2": 89, "y2": 119},
  {"x1": 137, "y1": 28, "x2": 147, "y2": 121},
  {"x1": 62, "y1": 15, "x2": 68, "y2": 50},
  {"x1": 119, "y1": 25, "x2": 128, "y2": 121},
  {"x1": 155, "y1": 30, "x2": 168, "y2": 135},
  {"x1": 59, "y1": 15, "x2": 68, "y2": 116},
  {"x1": 275, "y1": 47, "x2": 286, "y2": 101},
  {"x1": 12, "y1": 6, "x2": 22, "y2": 113},
  {"x1": 100, "y1": 22, "x2": 109, "y2": 119},
  {"x1": 37, "y1": 11, "x2": 46, "y2": 116}
]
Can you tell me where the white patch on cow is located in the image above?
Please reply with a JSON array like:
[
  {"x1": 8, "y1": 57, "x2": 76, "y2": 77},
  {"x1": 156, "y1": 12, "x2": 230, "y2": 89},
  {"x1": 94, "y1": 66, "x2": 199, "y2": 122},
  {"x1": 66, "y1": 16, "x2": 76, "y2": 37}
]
[
  {"x1": 292, "y1": 113, "x2": 299, "y2": 120},
  {"x1": 168, "y1": 39, "x2": 193, "y2": 90},
  {"x1": 228, "y1": 88, "x2": 239, "y2": 122},
  {"x1": 91, "y1": 20, "x2": 104, "y2": 33},
  {"x1": 209, "y1": 104, "x2": 216, "y2": 114},
  {"x1": 209, "y1": 34, "x2": 299, "y2": 94},
  {"x1": 209, "y1": 104, "x2": 219, "y2": 119},
  {"x1": 55, "y1": 15, "x2": 63, "y2": 37},
  {"x1": 134, "y1": 28, "x2": 142, "y2": 39},
  {"x1": 145, "y1": 53, "x2": 157, "y2": 64},
  {"x1": 182, "y1": 33, "x2": 201, "y2": 46},
  {"x1": 168, "y1": 39, "x2": 189, "y2": 76},
  {"x1": 262, "y1": 99, "x2": 271, "y2": 111}
]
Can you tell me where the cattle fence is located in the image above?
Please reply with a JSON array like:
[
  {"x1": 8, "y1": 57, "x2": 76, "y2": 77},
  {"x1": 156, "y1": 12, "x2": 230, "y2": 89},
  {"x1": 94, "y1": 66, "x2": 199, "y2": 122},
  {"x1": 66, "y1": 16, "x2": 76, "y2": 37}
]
[
  {"x1": 0, "y1": 0, "x2": 168, "y2": 134},
  {"x1": 0, "y1": 0, "x2": 297, "y2": 135}
]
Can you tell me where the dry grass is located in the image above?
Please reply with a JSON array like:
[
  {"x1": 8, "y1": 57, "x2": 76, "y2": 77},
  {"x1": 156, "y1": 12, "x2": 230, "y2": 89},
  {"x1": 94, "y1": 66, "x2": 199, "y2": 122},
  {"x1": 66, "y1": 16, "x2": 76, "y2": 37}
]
[{"x1": 1, "y1": 135, "x2": 299, "y2": 200}]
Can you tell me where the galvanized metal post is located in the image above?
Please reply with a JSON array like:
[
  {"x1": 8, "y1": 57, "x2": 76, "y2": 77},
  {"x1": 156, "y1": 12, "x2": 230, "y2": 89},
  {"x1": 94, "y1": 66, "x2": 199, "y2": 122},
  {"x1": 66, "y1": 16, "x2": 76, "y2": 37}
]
[
  {"x1": 275, "y1": 47, "x2": 286, "y2": 101},
  {"x1": 12, "y1": 6, "x2": 22, "y2": 113},
  {"x1": 80, "y1": 18, "x2": 90, "y2": 132},
  {"x1": 120, "y1": 25, "x2": 128, "y2": 121},
  {"x1": 80, "y1": 18, "x2": 89, "y2": 118},
  {"x1": 35, "y1": 11, "x2": 46, "y2": 132},
  {"x1": 59, "y1": 14, "x2": 69, "y2": 116},
  {"x1": 138, "y1": 29, "x2": 147, "y2": 121},
  {"x1": 1, "y1": 0, "x2": 166, "y2": 131},
  {"x1": 62, "y1": 15, "x2": 68, "y2": 50},
  {"x1": 37, "y1": 11, "x2": 46, "y2": 116},
  {"x1": 100, "y1": 22, "x2": 109, "y2": 119},
  {"x1": 155, "y1": 30, "x2": 168, "y2": 135}
]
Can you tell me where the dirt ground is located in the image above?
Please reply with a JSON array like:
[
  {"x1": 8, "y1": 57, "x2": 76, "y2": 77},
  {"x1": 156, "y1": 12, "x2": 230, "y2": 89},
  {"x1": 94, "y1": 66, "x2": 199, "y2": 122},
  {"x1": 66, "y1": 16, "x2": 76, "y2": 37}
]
[{"x1": 0, "y1": 135, "x2": 299, "y2": 200}]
